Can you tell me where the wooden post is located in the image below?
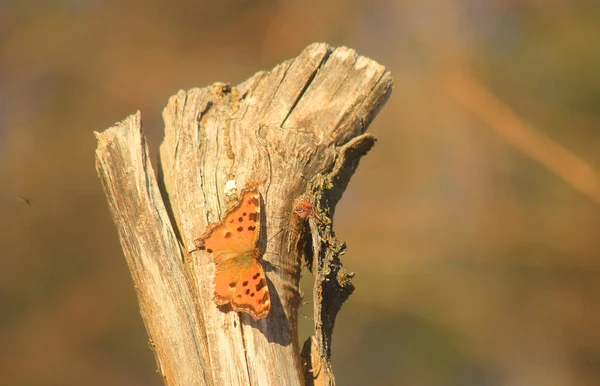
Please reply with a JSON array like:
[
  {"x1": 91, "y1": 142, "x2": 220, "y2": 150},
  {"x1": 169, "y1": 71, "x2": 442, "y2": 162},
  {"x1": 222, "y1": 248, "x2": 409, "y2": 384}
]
[{"x1": 94, "y1": 43, "x2": 393, "y2": 386}]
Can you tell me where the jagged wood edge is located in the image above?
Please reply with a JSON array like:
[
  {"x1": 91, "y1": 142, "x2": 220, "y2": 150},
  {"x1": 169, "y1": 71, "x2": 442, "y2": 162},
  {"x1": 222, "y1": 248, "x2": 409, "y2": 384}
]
[{"x1": 300, "y1": 134, "x2": 377, "y2": 385}]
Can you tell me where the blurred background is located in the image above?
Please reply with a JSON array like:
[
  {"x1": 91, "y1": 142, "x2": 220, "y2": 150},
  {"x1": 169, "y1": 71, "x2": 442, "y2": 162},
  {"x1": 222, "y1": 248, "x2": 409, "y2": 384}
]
[{"x1": 1, "y1": 0, "x2": 599, "y2": 385}]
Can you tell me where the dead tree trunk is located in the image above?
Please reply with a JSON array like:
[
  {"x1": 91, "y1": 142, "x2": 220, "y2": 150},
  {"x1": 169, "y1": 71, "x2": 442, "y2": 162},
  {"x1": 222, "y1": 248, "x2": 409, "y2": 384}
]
[{"x1": 94, "y1": 43, "x2": 393, "y2": 386}]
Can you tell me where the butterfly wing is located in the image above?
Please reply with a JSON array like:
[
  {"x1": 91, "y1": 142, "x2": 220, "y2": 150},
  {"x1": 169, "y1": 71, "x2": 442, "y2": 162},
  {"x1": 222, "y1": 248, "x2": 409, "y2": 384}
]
[
  {"x1": 195, "y1": 189, "x2": 270, "y2": 319},
  {"x1": 231, "y1": 259, "x2": 270, "y2": 319},
  {"x1": 196, "y1": 189, "x2": 261, "y2": 258}
]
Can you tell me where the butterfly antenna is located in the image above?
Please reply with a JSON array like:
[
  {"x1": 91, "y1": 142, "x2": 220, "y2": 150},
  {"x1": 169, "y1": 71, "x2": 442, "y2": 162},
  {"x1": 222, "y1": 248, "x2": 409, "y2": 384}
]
[
  {"x1": 262, "y1": 228, "x2": 285, "y2": 257},
  {"x1": 266, "y1": 228, "x2": 285, "y2": 244},
  {"x1": 298, "y1": 305, "x2": 315, "y2": 321}
]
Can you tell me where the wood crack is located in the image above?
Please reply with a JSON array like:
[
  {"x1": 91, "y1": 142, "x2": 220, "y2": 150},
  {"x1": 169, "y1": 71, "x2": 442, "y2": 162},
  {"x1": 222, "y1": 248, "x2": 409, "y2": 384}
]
[{"x1": 280, "y1": 50, "x2": 331, "y2": 128}]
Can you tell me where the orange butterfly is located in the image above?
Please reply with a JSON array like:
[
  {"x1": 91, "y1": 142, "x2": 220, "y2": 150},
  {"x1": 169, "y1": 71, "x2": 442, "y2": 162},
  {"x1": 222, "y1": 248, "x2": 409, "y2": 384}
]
[{"x1": 194, "y1": 189, "x2": 270, "y2": 319}]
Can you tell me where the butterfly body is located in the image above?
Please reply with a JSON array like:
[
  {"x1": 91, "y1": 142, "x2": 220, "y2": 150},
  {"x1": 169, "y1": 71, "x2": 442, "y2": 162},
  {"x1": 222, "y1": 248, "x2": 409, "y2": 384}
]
[{"x1": 194, "y1": 189, "x2": 270, "y2": 320}]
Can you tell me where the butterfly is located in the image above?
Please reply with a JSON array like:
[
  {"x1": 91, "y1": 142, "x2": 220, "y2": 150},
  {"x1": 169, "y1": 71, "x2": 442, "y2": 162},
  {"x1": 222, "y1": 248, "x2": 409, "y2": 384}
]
[{"x1": 194, "y1": 188, "x2": 270, "y2": 319}]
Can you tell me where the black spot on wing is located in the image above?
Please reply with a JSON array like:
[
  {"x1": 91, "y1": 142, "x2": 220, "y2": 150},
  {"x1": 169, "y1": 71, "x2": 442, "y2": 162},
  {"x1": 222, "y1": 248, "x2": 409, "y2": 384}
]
[{"x1": 255, "y1": 279, "x2": 266, "y2": 292}]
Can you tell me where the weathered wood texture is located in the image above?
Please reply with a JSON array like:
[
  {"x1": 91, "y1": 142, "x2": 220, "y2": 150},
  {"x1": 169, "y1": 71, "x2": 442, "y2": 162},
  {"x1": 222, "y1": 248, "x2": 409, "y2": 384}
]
[{"x1": 95, "y1": 43, "x2": 393, "y2": 386}]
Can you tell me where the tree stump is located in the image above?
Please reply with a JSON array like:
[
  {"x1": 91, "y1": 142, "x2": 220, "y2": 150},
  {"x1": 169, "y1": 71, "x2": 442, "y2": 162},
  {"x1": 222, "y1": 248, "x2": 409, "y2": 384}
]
[{"x1": 94, "y1": 42, "x2": 393, "y2": 386}]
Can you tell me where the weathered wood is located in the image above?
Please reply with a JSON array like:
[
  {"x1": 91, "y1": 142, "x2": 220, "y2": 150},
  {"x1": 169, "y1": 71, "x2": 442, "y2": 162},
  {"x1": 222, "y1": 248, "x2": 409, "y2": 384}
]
[
  {"x1": 95, "y1": 42, "x2": 393, "y2": 386},
  {"x1": 95, "y1": 114, "x2": 210, "y2": 384}
]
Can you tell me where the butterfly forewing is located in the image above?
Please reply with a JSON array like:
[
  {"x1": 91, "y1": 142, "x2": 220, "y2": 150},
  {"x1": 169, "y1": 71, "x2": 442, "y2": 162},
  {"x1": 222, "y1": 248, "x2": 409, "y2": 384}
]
[{"x1": 197, "y1": 190, "x2": 260, "y2": 255}]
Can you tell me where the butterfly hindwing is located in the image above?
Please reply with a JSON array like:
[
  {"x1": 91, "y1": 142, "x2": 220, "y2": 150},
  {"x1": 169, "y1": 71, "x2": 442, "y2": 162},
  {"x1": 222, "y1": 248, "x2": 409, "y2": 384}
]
[
  {"x1": 212, "y1": 251, "x2": 253, "y2": 305},
  {"x1": 231, "y1": 260, "x2": 270, "y2": 319}
]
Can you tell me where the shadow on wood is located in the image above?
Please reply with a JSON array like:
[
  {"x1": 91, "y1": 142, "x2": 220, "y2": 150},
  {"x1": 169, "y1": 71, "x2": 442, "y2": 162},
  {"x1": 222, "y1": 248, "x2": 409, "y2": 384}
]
[{"x1": 95, "y1": 42, "x2": 393, "y2": 386}]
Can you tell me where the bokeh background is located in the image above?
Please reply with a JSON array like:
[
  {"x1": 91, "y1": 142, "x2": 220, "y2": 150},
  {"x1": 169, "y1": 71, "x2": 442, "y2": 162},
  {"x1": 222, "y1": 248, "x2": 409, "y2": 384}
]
[{"x1": 2, "y1": 1, "x2": 600, "y2": 385}]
